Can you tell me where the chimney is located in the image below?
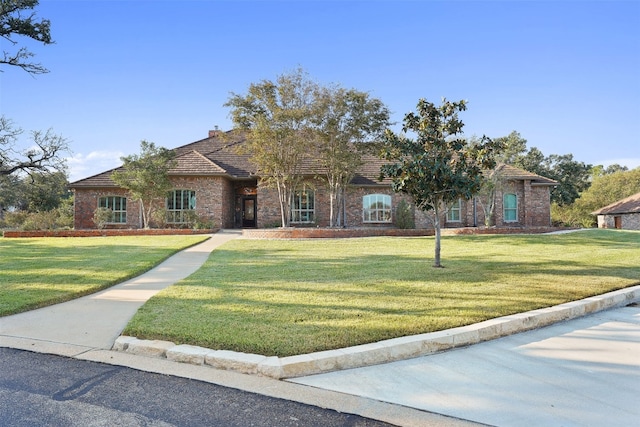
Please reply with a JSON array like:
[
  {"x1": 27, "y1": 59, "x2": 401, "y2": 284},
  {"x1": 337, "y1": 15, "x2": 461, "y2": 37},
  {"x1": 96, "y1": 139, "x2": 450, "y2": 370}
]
[{"x1": 208, "y1": 126, "x2": 220, "y2": 138}]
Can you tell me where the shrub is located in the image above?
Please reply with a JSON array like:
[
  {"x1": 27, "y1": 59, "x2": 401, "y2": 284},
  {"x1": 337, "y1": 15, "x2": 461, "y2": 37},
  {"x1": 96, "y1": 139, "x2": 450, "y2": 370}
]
[
  {"x1": 93, "y1": 207, "x2": 113, "y2": 229},
  {"x1": 395, "y1": 199, "x2": 415, "y2": 229},
  {"x1": 21, "y1": 210, "x2": 59, "y2": 230},
  {"x1": 150, "y1": 207, "x2": 168, "y2": 229}
]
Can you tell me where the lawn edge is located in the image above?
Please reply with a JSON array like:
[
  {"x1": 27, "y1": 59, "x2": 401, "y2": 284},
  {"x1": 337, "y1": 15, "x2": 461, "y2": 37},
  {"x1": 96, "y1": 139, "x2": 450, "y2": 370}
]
[{"x1": 114, "y1": 283, "x2": 640, "y2": 379}]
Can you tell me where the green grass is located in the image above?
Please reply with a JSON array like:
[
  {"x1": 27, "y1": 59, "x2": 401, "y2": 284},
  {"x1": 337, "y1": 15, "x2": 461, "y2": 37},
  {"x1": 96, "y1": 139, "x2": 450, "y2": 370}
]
[
  {"x1": 0, "y1": 235, "x2": 209, "y2": 316},
  {"x1": 123, "y1": 229, "x2": 640, "y2": 357}
]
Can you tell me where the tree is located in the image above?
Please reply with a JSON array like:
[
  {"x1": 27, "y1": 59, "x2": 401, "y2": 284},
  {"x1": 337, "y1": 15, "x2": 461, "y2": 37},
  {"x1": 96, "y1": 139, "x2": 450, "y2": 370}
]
[
  {"x1": 111, "y1": 141, "x2": 176, "y2": 229},
  {"x1": 553, "y1": 167, "x2": 640, "y2": 227},
  {"x1": 489, "y1": 130, "x2": 593, "y2": 206},
  {"x1": 379, "y1": 98, "x2": 502, "y2": 267},
  {"x1": 1, "y1": 0, "x2": 52, "y2": 75},
  {"x1": 1, "y1": 117, "x2": 69, "y2": 177},
  {"x1": 225, "y1": 68, "x2": 317, "y2": 227},
  {"x1": 591, "y1": 163, "x2": 628, "y2": 178},
  {"x1": 542, "y1": 154, "x2": 592, "y2": 206},
  {"x1": 493, "y1": 131, "x2": 528, "y2": 165},
  {"x1": 312, "y1": 85, "x2": 390, "y2": 227},
  {"x1": 20, "y1": 170, "x2": 70, "y2": 212}
]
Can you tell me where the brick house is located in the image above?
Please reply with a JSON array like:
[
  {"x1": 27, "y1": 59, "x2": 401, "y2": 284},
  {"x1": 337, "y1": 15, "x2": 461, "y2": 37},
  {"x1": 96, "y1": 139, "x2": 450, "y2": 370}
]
[
  {"x1": 592, "y1": 192, "x2": 640, "y2": 230},
  {"x1": 69, "y1": 130, "x2": 557, "y2": 230}
]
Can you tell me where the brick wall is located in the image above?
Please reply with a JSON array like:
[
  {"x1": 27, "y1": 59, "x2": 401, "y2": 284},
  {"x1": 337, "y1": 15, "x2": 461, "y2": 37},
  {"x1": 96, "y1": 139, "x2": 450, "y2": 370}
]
[
  {"x1": 73, "y1": 188, "x2": 142, "y2": 229},
  {"x1": 73, "y1": 175, "x2": 553, "y2": 230},
  {"x1": 73, "y1": 176, "x2": 234, "y2": 229}
]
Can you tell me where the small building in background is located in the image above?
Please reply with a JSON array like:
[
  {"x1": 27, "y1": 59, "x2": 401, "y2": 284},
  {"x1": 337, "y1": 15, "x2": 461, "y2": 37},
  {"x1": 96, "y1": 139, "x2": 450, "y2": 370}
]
[{"x1": 592, "y1": 192, "x2": 640, "y2": 230}]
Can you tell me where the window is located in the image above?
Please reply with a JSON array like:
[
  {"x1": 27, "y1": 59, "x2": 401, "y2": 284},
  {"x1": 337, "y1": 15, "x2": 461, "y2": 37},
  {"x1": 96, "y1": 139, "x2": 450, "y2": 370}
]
[
  {"x1": 363, "y1": 194, "x2": 392, "y2": 223},
  {"x1": 167, "y1": 190, "x2": 196, "y2": 223},
  {"x1": 291, "y1": 188, "x2": 315, "y2": 223},
  {"x1": 98, "y1": 196, "x2": 127, "y2": 223},
  {"x1": 503, "y1": 193, "x2": 518, "y2": 222},
  {"x1": 447, "y1": 199, "x2": 462, "y2": 222}
]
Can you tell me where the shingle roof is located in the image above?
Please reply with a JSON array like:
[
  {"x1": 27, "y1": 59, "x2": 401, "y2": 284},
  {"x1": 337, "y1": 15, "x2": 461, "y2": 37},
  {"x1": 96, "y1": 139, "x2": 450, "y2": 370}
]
[
  {"x1": 492, "y1": 164, "x2": 558, "y2": 186},
  {"x1": 69, "y1": 133, "x2": 552, "y2": 189},
  {"x1": 592, "y1": 192, "x2": 640, "y2": 215}
]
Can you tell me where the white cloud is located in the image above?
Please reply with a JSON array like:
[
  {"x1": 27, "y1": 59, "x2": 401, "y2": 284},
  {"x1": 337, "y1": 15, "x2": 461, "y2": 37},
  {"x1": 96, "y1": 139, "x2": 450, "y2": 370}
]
[{"x1": 67, "y1": 150, "x2": 124, "y2": 182}]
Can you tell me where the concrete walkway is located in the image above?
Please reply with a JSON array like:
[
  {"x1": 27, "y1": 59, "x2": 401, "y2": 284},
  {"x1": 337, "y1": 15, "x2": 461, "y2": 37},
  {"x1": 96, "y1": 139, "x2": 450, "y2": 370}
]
[{"x1": 0, "y1": 229, "x2": 242, "y2": 356}]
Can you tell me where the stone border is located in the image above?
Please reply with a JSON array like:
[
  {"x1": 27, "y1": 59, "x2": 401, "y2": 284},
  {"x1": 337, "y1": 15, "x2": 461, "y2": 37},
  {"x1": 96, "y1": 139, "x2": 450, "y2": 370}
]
[{"x1": 113, "y1": 284, "x2": 640, "y2": 379}]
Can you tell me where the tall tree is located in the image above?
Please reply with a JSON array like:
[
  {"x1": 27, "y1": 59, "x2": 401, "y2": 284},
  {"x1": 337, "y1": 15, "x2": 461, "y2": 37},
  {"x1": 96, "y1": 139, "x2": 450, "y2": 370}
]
[
  {"x1": 1, "y1": 0, "x2": 52, "y2": 75},
  {"x1": 0, "y1": 116, "x2": 69, "y2": 177},
  {"x1": 490, "y1": 130, "x2": 593, "y2": 206},
  {"x1": 312, "y1": 85, "x2": 390, "y2": 227},
  {"x1": 379, "y1": 98, "x2": 502, "y2": 267},
  {"x1": 225, "y1": 68, "x2": 316, "y2": 227},
  {"x1": 541, "y1": 154, "x2": 592, "y2": 206},
  {"x1": 493, "y1": 131, "x2": 528, "y2": 165},
  {"x1": 20, "y1": 170, "x2": 70, "y2": 212},
  {"x1": 111, "y1": 141, "x2": 176, "y2": 229}
]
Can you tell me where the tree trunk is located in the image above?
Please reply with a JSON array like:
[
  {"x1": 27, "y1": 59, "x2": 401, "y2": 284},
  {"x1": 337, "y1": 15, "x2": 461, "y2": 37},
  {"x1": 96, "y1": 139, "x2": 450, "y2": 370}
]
[{"x1": 433, "y1": 203, "x2": 443, "y2": 268}]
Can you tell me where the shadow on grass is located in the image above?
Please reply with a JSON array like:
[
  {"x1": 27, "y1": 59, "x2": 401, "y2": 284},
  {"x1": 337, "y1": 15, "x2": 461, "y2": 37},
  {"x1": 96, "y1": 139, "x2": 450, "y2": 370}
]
[
  {"x1": 0, "y1": 236, "x2": 208, "y2": 316},
  {"x1": 125, "y1": 231, "x2": 639, "y2": 356}
]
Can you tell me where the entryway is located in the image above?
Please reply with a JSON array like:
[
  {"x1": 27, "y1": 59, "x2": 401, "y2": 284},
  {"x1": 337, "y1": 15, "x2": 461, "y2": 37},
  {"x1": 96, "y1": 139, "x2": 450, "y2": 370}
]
[
  {"x1": 234, "y1": 184, "x2": 258, "y2": 228},
  {"x1": 241, "y1": 196, "x2": 257, "y2": 228}
]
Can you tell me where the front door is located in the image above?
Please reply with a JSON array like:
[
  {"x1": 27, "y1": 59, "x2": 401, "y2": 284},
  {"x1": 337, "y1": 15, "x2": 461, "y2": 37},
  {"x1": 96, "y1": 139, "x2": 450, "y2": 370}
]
[
  {"x1": 614, "y1": 215, "x2": 622, "y2": 229},
  {"x1": 242, "y1": 197, "x2": 257, "y2": 228}
]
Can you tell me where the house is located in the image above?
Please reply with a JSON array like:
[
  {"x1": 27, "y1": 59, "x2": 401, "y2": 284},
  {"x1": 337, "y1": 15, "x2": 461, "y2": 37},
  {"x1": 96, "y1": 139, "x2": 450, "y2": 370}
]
[
  {"x1": 592, "y1": 192, "x2": 640, "y2": 230},
  {"x1": 69, "y1": 130, "x2": 557, "y2": 230}
]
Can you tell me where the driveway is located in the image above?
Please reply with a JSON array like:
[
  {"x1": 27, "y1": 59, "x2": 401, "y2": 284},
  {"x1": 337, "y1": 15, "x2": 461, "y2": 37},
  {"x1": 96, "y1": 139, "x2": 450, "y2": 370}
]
[{"x1": 291, "y1": 304, "x2": 640, "y2": 426}]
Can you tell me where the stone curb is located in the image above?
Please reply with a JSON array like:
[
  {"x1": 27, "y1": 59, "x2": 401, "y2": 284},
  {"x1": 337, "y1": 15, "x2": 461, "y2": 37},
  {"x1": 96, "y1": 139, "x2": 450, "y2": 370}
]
[{"x1": 113, "y1": 285, "x2": 640, "y2": 379}]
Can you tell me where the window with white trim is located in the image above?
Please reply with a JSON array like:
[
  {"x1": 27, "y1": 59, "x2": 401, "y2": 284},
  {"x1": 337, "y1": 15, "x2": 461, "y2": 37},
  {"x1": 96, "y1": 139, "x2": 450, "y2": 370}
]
[
  {"x1": 503, "y1": 193, "x2": 518, "y2": 222},
  {"x1": 447, "y1": 199, "x2": 462, "y2": 222},
  {"x1": 363, "y1": 194, "x2": 392, "y2": 223},
  {"x1": 98, "y1": 196, "x2": 127, "y2": 223},
  {"x1": 291, "y1": 188, "x2": 315, "y2": 223},
  {"x1": 167, "y1": 190, "x2": 196, "y2": 223}
]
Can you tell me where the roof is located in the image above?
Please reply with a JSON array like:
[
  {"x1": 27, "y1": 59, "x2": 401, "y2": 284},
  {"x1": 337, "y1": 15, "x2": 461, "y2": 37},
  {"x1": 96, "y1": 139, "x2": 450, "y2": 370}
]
[
  {"x1": 591, "y1": 192, "x2": 640, "y2": 215},
  {"x1": 69, "y1": 132, "x2": 553, "y2": 189},
  {"x1": 69, "y1": 131, "x2": 255, "y2": 188},
  {"x1": 492, "y1": 164, "x2": 558, "y2": 186}
]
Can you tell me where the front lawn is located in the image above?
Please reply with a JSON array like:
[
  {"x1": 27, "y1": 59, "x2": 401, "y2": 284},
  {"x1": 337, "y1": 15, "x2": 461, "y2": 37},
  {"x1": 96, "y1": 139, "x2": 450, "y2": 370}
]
[
  {"x1": 0, "y1": 235, "x2": 209, "y2": 316},
  {"x1": 123, "y1": 229, "x2": 640, "y2": 357}
]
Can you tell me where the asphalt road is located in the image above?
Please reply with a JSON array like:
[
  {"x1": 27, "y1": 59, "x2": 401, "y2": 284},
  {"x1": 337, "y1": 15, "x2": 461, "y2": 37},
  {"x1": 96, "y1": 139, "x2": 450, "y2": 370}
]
[{"x1": 0, "y1": 348, "x2": 393, "y2": 427}]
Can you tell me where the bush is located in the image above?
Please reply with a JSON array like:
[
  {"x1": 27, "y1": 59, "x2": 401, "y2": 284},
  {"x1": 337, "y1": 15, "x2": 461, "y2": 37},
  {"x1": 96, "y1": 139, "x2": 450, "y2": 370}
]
[
  {"x1": 183, "y1": 210, "x2": 215, "y2": 230},
  {"x1": 21, "y1": 210, "x2": 59, "y2": 230},
  {"x1": 395, "y1": 199, "x2": 415, "y2": 229},
  {"x1": 3, "y1": 211, "x2": 29, "y2": 229},
  {"x1": 150, "y1": 208, "x2": 168, "y2": 229},
  {"x1": 93, "y1": 207, "x2": 113, "y2": 229}
]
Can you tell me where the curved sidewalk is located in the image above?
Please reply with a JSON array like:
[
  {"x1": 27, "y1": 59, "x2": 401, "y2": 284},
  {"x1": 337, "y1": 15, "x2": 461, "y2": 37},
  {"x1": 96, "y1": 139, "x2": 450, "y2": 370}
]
[{"x1": 0, "y1": 229, "x2": 242, "y2": 357}]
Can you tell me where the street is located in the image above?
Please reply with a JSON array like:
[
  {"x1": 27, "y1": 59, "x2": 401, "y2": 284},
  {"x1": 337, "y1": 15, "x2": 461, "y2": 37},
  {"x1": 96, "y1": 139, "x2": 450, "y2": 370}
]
[{"x1": 0, "y1": 348, "x2": 392, "y2": 427}]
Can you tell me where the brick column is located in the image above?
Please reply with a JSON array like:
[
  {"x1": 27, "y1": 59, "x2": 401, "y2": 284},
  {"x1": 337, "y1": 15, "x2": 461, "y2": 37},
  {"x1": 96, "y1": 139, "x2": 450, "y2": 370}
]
[{"x1": 523, "y1": 180, "x2": 532, "y2": 227}]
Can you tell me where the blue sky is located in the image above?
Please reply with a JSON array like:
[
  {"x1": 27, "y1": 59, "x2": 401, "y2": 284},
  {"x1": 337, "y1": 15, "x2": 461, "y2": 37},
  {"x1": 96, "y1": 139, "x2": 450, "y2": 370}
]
[{"x1": 1, "y1": 0, "x2": 639, "y2": 182}]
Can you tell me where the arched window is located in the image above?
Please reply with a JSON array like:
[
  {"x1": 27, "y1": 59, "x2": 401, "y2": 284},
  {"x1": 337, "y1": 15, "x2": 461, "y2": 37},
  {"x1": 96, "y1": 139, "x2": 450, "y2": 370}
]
[
  {"x1": 446, "y1": 199, "x2": 462, "y2": 222},
  {"x1": 363, "y1": 194, "x2": 392, "y2": 223},
  {"x1": 98, "y1": 196, "x2": 127, "y2": 223},
  {"x1": 291, "y1": 188, "x2": 315, "y2": 223},
  {"x1": 503, "y1": 193, "x2": 518, "y2": 222},
  {"x1": 167, "y1": 190, "x2": 196, "y2": 223}
]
